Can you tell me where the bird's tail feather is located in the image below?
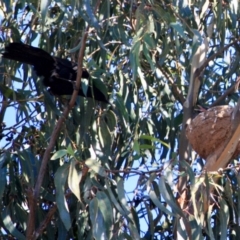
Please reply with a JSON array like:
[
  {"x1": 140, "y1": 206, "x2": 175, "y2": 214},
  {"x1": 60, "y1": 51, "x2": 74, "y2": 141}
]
[{"x1": 2, "y1": 42, "x2": 54, "y2": 76}]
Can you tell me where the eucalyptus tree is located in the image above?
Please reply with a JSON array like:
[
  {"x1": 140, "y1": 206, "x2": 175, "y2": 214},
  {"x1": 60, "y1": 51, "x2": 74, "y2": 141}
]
[{"x1": 0, "y1": 0, "x2": 239, "y2": 239}]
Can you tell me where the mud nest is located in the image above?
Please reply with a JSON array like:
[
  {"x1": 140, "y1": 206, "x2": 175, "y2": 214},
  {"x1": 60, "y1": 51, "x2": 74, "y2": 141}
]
[{"x1": 186, "y1": 105, "x2": 240, "y2": 159}]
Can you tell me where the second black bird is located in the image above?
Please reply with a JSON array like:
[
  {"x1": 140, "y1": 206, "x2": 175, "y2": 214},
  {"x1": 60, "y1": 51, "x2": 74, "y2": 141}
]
[{"x1": 2, "y1": 42, "x2": 108, "y2": 103}]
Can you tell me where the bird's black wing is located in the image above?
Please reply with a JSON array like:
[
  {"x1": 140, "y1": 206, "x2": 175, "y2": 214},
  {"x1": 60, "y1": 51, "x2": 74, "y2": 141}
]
[
  {"x1": 48, "y1": 57, "x2": 108, "y2": 102},
  {"x1": 2, "y1": 42, "x2": 108, "y2": 103},
  {"x1": 3, "y1": 42, "x2": 55, "y2": 78}
]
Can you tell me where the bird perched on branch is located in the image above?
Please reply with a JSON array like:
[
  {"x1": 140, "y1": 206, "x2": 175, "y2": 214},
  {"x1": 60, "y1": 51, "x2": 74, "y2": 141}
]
[{"x1": 2, "y1": 42, "x2": 108, "y2": 103}]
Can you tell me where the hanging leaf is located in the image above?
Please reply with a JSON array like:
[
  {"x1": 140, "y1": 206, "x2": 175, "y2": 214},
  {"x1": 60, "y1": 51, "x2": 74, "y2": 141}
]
[{"x1": 55, "y1": 164, "x2": 71, "y2": 231}]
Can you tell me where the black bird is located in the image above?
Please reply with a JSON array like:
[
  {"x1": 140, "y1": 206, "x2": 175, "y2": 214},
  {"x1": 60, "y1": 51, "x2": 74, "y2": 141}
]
[{"x1": 2, "y1": 42, "x2": 108, "y2": 103}]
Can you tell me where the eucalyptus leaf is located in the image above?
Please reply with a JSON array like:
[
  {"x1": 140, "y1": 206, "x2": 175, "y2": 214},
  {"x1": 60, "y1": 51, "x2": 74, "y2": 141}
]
[
  {"x1": 55, "y1": 164, "x2": 71, "y2": 231},
  {"x1": 68, "y1": 159, "x2": 82, "y2": 201},
  {"x1": 85, "y1": 158, "x2": 107, "y2": 177},
  {"x1": 51, "y1": 149, "x2": 68, "y2": 160}
]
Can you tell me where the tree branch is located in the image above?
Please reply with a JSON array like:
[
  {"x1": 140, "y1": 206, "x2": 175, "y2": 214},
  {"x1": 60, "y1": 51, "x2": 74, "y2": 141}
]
[{"x1": 26, "y1": 30, "x2": 89, "y2": 240}]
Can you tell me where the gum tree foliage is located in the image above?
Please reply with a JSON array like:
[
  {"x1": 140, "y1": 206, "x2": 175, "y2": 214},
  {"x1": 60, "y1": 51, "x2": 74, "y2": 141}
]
[{"x1": 0, "y1": 0, "x2": 240, "y2": 239}]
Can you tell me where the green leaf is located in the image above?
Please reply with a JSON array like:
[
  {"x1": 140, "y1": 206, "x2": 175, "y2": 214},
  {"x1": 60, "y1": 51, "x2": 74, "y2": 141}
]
[
  {"x1": 18, "y1": 148, "x2": 37, "y2": 186},
  {"x1": 55, "y1": 164, "x2": 71, "y2": 231},
  {"x1": 67, "y1": 145, "x2": 74, "y2": 156},
  {"x1": 170, "y1": 22, "x2": 187, "y2": 40},
  {"x1": 158, "y1": 176, "x2": 185, "y2": 218},
  {"x1": 189, "y1": 215, "x2": 203, "y2": 240},
  {"x1": 83, "y1": 0, "x2": 100, "y2": 31},
  {"x1": 40, "y1": 0, "x2": 50, "y2": 24},
  {"x1": 81, "y1": 78, "x2": 90, "y2": 97},
  {"x1": 104, "y1": 110, "x2": 117, "y2": 132},
  {"x1": 117, "y1": 179, "x2": 130, "y2": 214},
  {"x1": 96, "y1": 191, "x2": 113, "y2": 238},
  {"x1": 179, "y1": 160, "x2": 196, "y2": 186},
  {"x1": 139, "y1": 135, "x2": 170, "y2": 148},
  {"x1": 0, "y1": 154, "x2": 7, "y2": 199},
  {"x1": 57, "y1": 218, "x2": 68, "y2": 240},
  {"x1": 148, "y1": 184, "x2": 174, "y2": 216},
  {"x1": 206, "y1": 204, "x2": 215, "y2": 239},
  {"x1": 130, "y1": 207, "x2": 140, "y2": 234},
  {"x1": 143, "y1": 39, "x2": 155, "y2": 71},
  {"x1": 51, "y1": 149, "x2": 68, "y2": 160},
  {"x1": 92, "y1": 78, "x2": 108, "y2": 99},
  {"x1": 133, "y1": 140, "x2": 140, "y2": 154},
  {"x1": 98, "y1": 117, "x2": 112, "y2": 156},
  {"x1": 115, "y1": 93, "x2": 130, "y2": 128},
  {"x1": 147, "y1": 174, "x2": 174, "y2": 216},
  {"x1": 106, "y1": 181, "x2": 131, "y2": 219},
  {"x1": 219, "y1": 198, "x2": 229, "y2": 240},
  {"x1": 127, "y1": 221, "x2": 141, "y2": 240},
  {"x1": 2, "y1": 206, "x2": 26, "y2": 240},
  {"x1": 68, "y1": 159, "x2": 82, "y2": 201},
  {"x1": 85, "y1": 158, "x2": 107, "y2": 177},
  {"x1": 145, "y1": 201, "x2": 154, "y2": 234},
  {"x1": 89, "y1": 198, "x2": 107, "y2": 240},
  {"x1": 130, "y1": 40, "x2": 141, "y2": 81}
]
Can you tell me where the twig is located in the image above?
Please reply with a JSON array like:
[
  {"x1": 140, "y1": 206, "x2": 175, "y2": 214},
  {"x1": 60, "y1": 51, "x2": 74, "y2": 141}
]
[
  {"x1": 209, "y1": 77, "x2": 240, "y2": 108},
  {"x1": 193, "y1": 37, "x2": 240, "y2": 80},
  {"x1": 157, "y1": 64, "x2": 185, "y2": 105},
  {"x1": 87, "y1": 40, "x2": 122, "y2": 59},
  {"x1": 106, "y1": 167, "x2": 164, "y2": 175},
  {"x1": 33, "y1": 205, "x2": 57, "y2": 239}
]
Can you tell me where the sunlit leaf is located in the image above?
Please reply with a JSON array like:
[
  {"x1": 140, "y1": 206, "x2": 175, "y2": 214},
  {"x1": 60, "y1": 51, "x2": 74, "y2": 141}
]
[
  {"x1": 85, "y1": 158, "x2": 107, "y2": 177},
  {"x1": 40, "y1": 0, "x2": 50, "y2": 24},
  {"x1": 140, "y1": 135, "x2": 170, "y2": 148},
  {"x1": 51, "y1": 149, "x2": 68, "y2": 160},
  {"x1": 117, "y1": 179, "x2": 130, "y2": 214},
  {"x1": 219, "y1": 198, "x2": 229, "y2": 240},
  {"x1": 0, "y1": 154, "x2": 7, "y2": 199},
  {"x1": 68, "y1": 159, "x2": 82, "y2": 201},
  {"x1": 96, "y1": 191, "x2": 113, "y2": 238},
  {"x1": 67, "y1": 144, "x2": 74, "y2": 156},
  {"x1": 98, "y1": 117, "x2": 112, "y2": 156}
]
